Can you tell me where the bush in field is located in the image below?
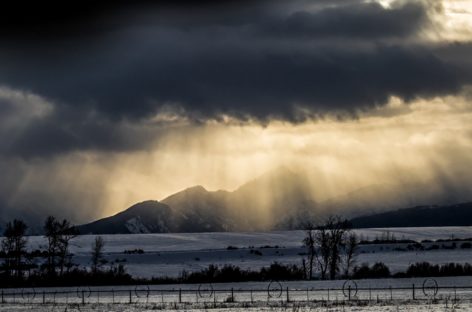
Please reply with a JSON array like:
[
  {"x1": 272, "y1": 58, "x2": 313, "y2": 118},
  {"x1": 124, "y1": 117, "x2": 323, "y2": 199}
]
[
  {"x1": 352, "y1": 262, "x2": 391, "y2": 279},
  {"x1": 25, "y1": 264, "x2": 133, "y2": 287},
  {"x1": 405, "y1": 262, "x2": 472, "y2": 277},
  {"x1": 461, "y1": 242, "x2": 472, "y2": 249},
  {"x1": 260, "y1": 262, "x2": 305, "y2": 281},
  {"x1": 178, "y1": 262, "x2": 304, "y2": 284},
  {"x1": 407, "y1": 262, "x2": 436, "y2": 277}
]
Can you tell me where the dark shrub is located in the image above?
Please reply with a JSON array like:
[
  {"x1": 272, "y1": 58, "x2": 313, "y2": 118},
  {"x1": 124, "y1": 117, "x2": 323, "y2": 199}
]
[
  {"x1": 353, "y1": 262, "x2": 390, "y2": 279},
  {"x1": 461, "y1": 242, "x2": 472, "y2": 249}
]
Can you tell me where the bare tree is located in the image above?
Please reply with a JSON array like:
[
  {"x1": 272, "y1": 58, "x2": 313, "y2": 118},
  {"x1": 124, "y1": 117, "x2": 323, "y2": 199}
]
[
  {"x1": 343, "y1": 232, "x2": 358, "y2": 277},
  {"x1": 57, "y1": 219, "x2": 78, "y2": 275},
  {"x1": 325, "y1": 216, "x2": 350, "y2": 280},
  {"x1": 44, "y1": 216, "x2": 59, "y2": 276},
  {"x1": 302, "y1": 216, "x2": 353, "y2": 280},
  {"x1": 302, "y1": 222, "x2": 316, "y2": 280},
  {"x1": 91, "y1": 236, "x2": 106, "y2": 273},
  {"x1": 316, "y1": 225, "x2": 330, "y2": 280},
  {"x1": 1, "y1": 225, "x2": 15, "y2": 277},
  {"x1": 2, "y1": 219, "x2": 28, "y2": 278},
  {"x1": 43, "y1": 216, "x2": 77, "y2": 276}
]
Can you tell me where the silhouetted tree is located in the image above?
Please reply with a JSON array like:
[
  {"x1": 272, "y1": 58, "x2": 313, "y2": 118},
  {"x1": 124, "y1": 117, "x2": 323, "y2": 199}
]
[
  {"x1": 44, "y1": 216, "x2": 59, "y2": 276},
  {"x1": 302, "y1": 222, "x2": 316, "y2": 280},
  {"x1": 343, "y1": 232, "x2": 358, "y2": 277},
  {"x1": 1, "y1": 219, "x2": 28, "y2": 278},
  {"x1": 323, "y1": 216, "x2": 351, "y2": 279},
  {"x1": 91, "y1": 236, "x2": 106, "y2": 273},
  {"x1": 43, "y1": 216, "x2": 78, "y2": 276},
  {"x1": 302, "y1": 216, "x2": 353, "y2": 280},
  {"x1": 57, "y1": 219, "x2": 78, "y2": 275},
  {"x1": 316, "y1": 224, "x2": 330, "y2": 280}
]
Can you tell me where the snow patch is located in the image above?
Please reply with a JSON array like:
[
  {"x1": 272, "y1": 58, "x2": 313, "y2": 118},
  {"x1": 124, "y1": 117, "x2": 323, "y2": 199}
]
[{"x1": 125, "y1": 217, "x2": 150, "y2": 234}]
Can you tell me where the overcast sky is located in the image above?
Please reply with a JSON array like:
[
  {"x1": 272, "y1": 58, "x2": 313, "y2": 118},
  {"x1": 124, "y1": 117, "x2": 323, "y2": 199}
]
[{"x1": 1, "y1": 0, "x2": 472, "y2": 225}]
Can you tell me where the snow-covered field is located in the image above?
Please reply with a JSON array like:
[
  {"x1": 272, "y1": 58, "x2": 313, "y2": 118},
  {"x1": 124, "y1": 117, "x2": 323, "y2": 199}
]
[{"x1": 21, "y1": 227, "x2": 472, "y2": 278}]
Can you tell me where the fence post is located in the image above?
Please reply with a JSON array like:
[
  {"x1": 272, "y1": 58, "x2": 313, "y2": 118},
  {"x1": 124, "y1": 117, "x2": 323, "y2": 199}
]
[
  {"x1": 82, "y1": 290, "x2": 85, "y2": 305},
  {"x1": 231, "y1": 288, "x2": 234, "y2": 302},
  {"x1": 412, "y1": 284, "x2": 415, "y2": 300},
  {"x1": 1, "y1": 290, "x2": 3, "y2": 304},
  {"x1": 179, "y1": 288, "x2": 182, "y2": 303},
  {"x1": 97, "y1": 290, "x2": 100, "y2": 303},
  {"x1": 454, "y1": 286, "x2": 457, "y2": 301},
  {"x1": 286, "y1": 287, "x2": 289, "y2": 303},
  {"x1": 251, "y1": 289, "x2": 253, "y2": 303},
  {"x1": 42, "y1": 291, "x2": 45, "y2": 304},
  {"x1": 129, "y1": 290, "x2": 132, "y2": 304},
  {"x1": 328, "y1": 288, "x2": 330, "y2": 301},
  {"x1": 369, "y1": 287, "x2": 371, "y2": 302},
  {"x1": 112, "y1": 289, "x2": 115, "y2": 304},
  {"x1": 348, "y1": 286, "x2": 351, "y2": 301}
]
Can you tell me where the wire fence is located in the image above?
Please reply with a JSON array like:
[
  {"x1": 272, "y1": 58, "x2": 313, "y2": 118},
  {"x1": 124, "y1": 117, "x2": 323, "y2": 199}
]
[{"x1": 0, "y1": 279, "x2": 471, "y2": 307}]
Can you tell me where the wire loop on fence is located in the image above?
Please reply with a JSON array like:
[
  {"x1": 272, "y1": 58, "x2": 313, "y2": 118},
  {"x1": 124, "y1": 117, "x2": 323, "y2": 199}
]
[
  {"x1": 135, "y1": 285, "x2": 150, "y2": 298},
  {"x1": 76, "y1": 287, "x2": 92, "y2": 299},
  {"x1": 21, "y1": 288, "x2": 36, "y2": 301},
  {"x1": 267, "y1": 281, "x2": 283, "y2": 298},
  {"x1": 422, "y1": 278, "x2": 439, "y2": 298},
  {"x1": 342, "y1": 280, "x2": 358, "y2": 298},
  {"x1": 197, "y1": 284, "x2": 214, "y2": 298}
]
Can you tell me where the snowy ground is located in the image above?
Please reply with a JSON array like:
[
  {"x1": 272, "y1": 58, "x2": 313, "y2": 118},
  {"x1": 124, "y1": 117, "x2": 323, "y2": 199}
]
[
  {"x1": 20, "y1": 227, "x2": 472, "y2": 278},
  {"x1": 2, "y1": 276, "x2": 472, "y2": 305},
  {"x1": 0, "y1": 303, "x2": 471, "y2": 312}
]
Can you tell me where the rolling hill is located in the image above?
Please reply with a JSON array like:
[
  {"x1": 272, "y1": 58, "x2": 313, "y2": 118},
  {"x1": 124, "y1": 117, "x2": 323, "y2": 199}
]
[{"x1": 350, "y1": 202, "x2": 472, "y2": 228}]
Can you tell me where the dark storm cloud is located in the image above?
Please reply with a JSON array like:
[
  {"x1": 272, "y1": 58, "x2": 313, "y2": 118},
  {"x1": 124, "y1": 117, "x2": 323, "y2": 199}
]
[
  {"x1": 0, "y1": 0, "x2": 471, "y2": 158},
  {"x1": 434, "y1": 42, "x2": 472, "y2": 82},
  {"x1": 258, "y1": 1, "x2": 428, "y2": 39},
  {"x1": 3, "y1": 116, "x2": 159, "y2": 158},
  {"x1": 0, "y1": 103, "x2": 162, "y2": 158},
  {"x1": 0, "y1": 0, "x2": 267, "y2": 40}
]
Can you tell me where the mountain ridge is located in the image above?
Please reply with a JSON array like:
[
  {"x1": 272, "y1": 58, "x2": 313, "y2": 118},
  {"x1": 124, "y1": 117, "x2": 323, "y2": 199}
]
[
  {"x1": 78, "y1": 167, "x2": 319, "y2": 234},
  {"x1": 77, "y1": 167, "x2": 472, "y2": 234}
]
